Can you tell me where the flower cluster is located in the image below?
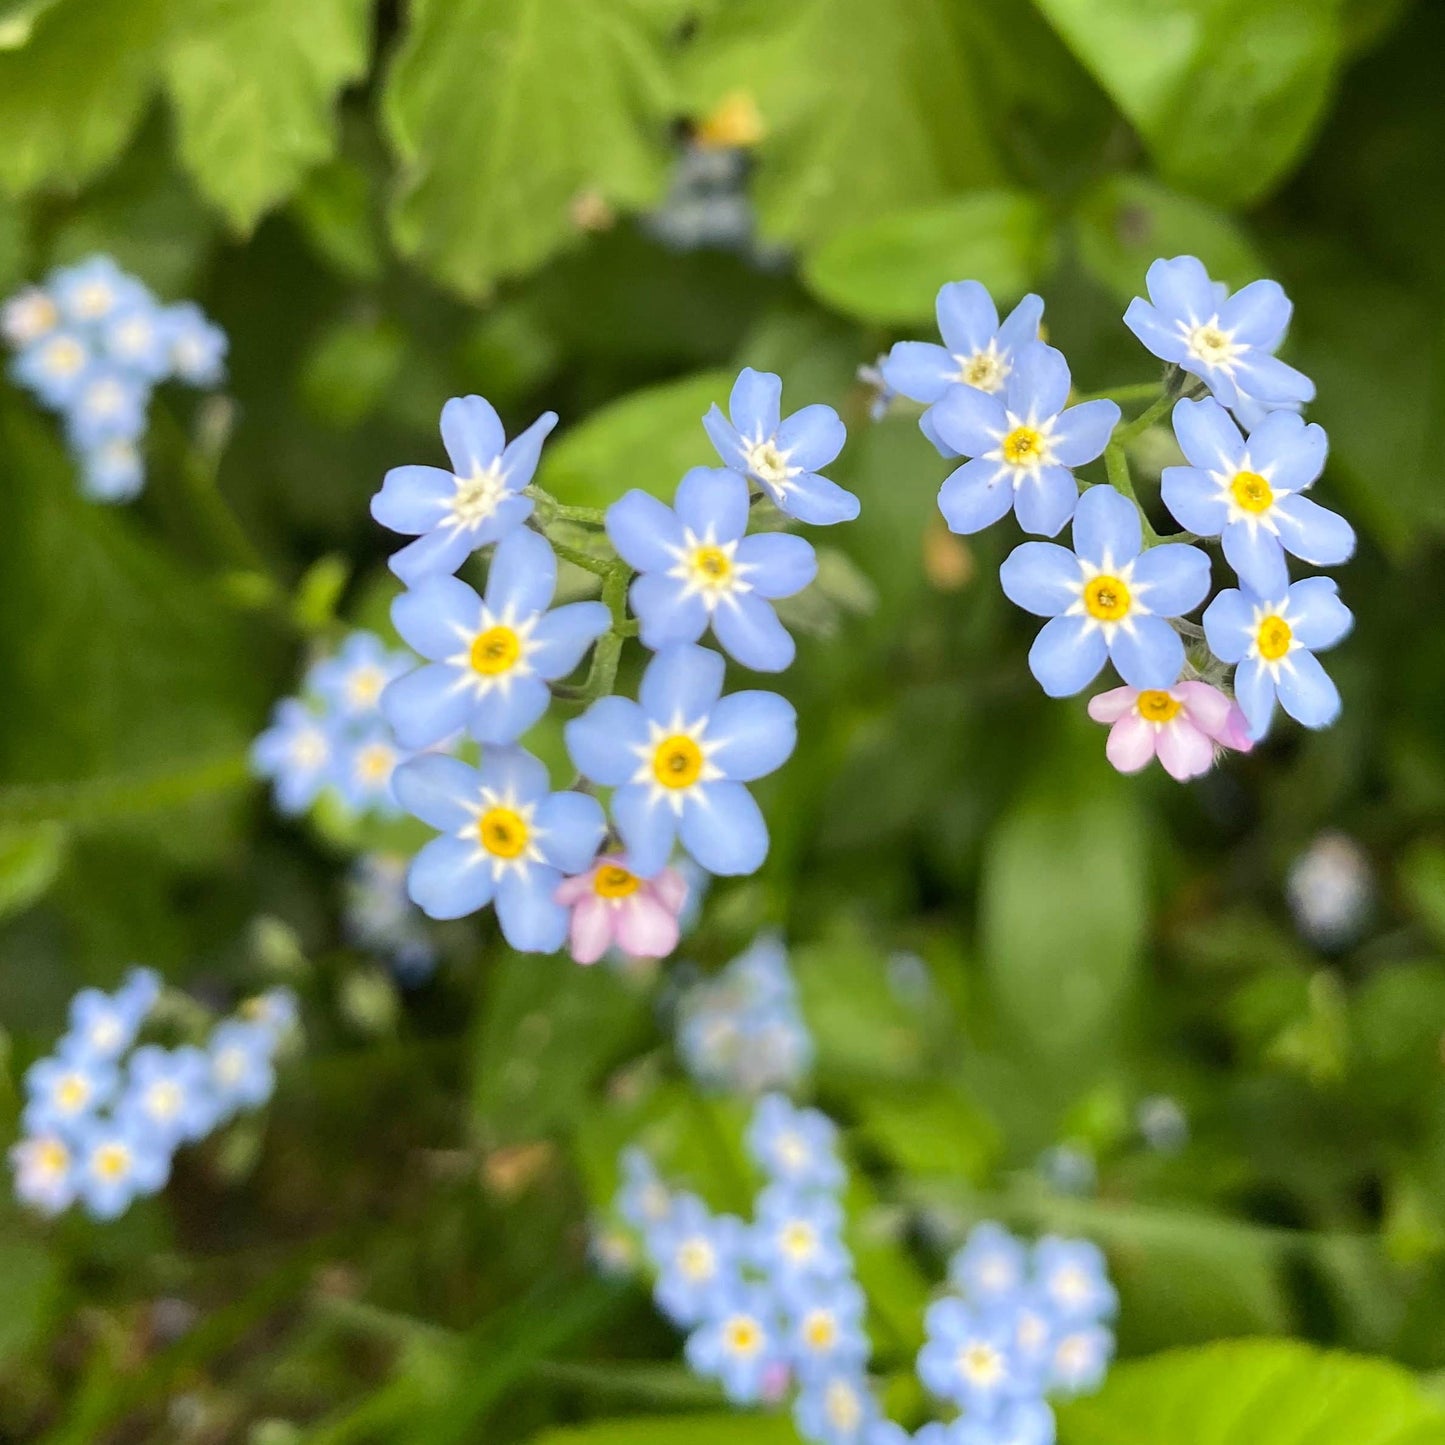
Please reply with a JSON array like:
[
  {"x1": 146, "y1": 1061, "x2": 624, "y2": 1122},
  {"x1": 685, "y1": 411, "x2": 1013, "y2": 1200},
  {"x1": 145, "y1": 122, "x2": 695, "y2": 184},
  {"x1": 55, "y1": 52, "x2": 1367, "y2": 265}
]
[
  {"x1": 677, "y1": 933, "x2": 813, "y2": 1094},
  {"x1": 344, "y1": 853, "x2": 439, "y2": 986},
  {"x1": 611, "y1": 1098, "x2": 1114, "y2": 1444},
  {"x1": 1, "y1": 255, "x2": 226, "y2": 502},
  {"x1": 883, "y1": 258, "x2": 1354, "y2": 780},
  {"x1": 251, "y1": 630, "x2": 418, "y2": 820},
  {"x1": 10, "y1": 970, "x2": 295, "y2": 1220},
  {"x1": 370, "y1": 371, "x2": 856, "y2": 959}
]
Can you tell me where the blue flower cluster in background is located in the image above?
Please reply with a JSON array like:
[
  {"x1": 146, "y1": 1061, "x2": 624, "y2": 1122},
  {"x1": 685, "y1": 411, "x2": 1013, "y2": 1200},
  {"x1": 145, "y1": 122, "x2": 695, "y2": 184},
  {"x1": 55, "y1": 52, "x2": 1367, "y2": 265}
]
[
  {"x1": 344, "y1": 853, "x2": 439, "y2": 987},
  {"x1": 1, "y1": 255, "x2": 227, "y2": 502},
  {"x1": 251, "y1": 630, "x2": 418, "y2": 819},
  {"x1": 677, "y1": 932, "x2": 813, "y2": 1094},
  {"x1": 610, "y1": 1097, "x2": 1115, "y2": 1444},
  {"x1": 365, "y1": 370, "x2": 856, "y2": 958},
  {"x1": 882, "y1": 256, "x2": 1355, "y2": 778},
  {"x1": 10, "y1": 969, "x2": 296, "y2": 1220}
]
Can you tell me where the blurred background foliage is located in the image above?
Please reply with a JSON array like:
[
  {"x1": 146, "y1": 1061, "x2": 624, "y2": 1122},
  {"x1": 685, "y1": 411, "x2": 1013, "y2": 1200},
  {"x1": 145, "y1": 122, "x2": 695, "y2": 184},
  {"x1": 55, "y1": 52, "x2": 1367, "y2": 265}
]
[{"x1": 2, "y1": 0, "x2": 1445, "y2": 1440}]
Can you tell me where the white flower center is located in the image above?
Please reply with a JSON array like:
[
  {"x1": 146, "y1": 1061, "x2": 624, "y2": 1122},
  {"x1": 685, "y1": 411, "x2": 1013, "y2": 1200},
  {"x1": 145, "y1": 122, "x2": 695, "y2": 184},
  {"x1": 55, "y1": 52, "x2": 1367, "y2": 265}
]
[{"x1": 450, "y1": 462, "x2": 507, "y2": 528}]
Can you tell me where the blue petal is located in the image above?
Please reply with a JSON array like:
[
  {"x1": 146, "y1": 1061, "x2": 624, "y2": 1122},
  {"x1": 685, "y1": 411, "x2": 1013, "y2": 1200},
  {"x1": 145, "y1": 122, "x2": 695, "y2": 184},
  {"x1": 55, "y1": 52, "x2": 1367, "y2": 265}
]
[
  {"x1": 918, "y1": 406, "x2": 962, "y2": 459},
  {"x1": 534, "y1": 791, "x2": 606, "y2": 873},
  {"x1": 498, "y1": 410, "x2": 558, "y2": 491},
  {"x1": 476, "y1": 745, "x2": 550, "y2": 804},
  {"x1": 703, "y1": 404, "x2": 747, "y2": 470},
  {"x1": 468, "y1": 677, "x2": 550, "y2": 744},
  {"x1": 381, "y1": 663, "x2": 473, "y2": 750},
  {"x1": 998, "y1": 293, "x2": 1045, "y2": 353},
  {"x1": 495, "y1": 869, "x2": 569, "y2": 952},
  {"x1": 1130, "y1": 543, "x2": 1211, "y2": 616},
  {"x1": 1123, "y1": 298, "x2": 1186, "y2": 364},
  {"x1": 611, "y1": 785, "x2": 678, "y2": 877},
  {"x1": 1191, "y1": 358, "x2": 1240, "y2": 407},
  {"x1": 729, "y1": 367, "x2": 782, "y2": 438},
  {"x1": 1244, "y1": 411, "x2": 1326, "y2": 491},
  {"x1": 631, "y1": 572, "x2": 707, "y2": 648},
  {"x1": 735, "y1": 532, "x2": 816, "y2": 599},
  {"x1": 393, "y1": 754, "x2": 479, "y2": 831},
  {"x1": 1222, "y1": 522, "x2": 1290, "y2": 596},
  {"x1": 440, "y1": 395, "x2": 504, "y2": 475},
  {"x1": 529, "y1": 601, "x2": 611, "y2": 678},
  {"x1": 774, "y1": 470, "x2": 859, "y2": 525},
  {"x1": 712, "y1": 595, "x2": 794, "y2": 672},
  {"x1": 471, "y1": 493, "x2": 536, "y2": 550},
  {"x1": 1006, "y1": 342, "x2": 1071, "y2": 421},
  {"x1": 1000, "y1": 541, "x2": 1080, "y2": 616},
  {"x1": 1160, "y1": 465, "x2": 1228, "y2": 537},
  {"x1": 930, "y1": 385, "x2": 1007, "y2": 458},
  {"x1": 485, "y1": 527, "x2": 556, "y2": 616},
  {"x1": 607, "y1": 490, "x2": 685, "y2": 571},
  {"x1": 1276, "y1": 650, "x2": 1342, "y2": 730},
  {"x1": 1013, "y1": 464, "x2": 1079, "y2": 537},
  {"x1": 938, "y1": 456, "x2": 1014, "y2": 534},
  {"x1": 681, "y1": 782, "x2": 769, "y2": 875},
  {"x1": 778, "y1": 404, "x2": 847, "y2": 472},
  {"x1": 1049, "y1": 399, "x2": 1120, "y2": 467},
  {"x1": 880, "y1": 341, "x2": 955, "y2": 404},
  {"x1": 371, "y1": 464, "x2": 454, "y2": 535},
  {"x1": 391, "y1": 574, "x2": 481, "y2": 658},
  {"x1": 935, "y1": 280, "x2": 999, "y2": 356},
  {"x1": 1218, "y1": 279, "x2": 1290, "y2": 348},
  {"x1": 1145, "y1": 256, "x2": 1214, "y2": 322},
  {"x1": 1027, "y1": 616, "x2": 1109, "y2": 697},
  {"x1": 1202, "y1": 589, "x2": 1255, "y2": 664},
  {"x1": 389, "y1": 526, "x2": 476, "y2": 585},
  {"x1": 675, "y1": 465, "x2": 750, "y2": 541},
  {"x1": 1233, "y1": 656, "x2": 1278, "y2": 741},
  {"x1": 565, "y1": 697, "x2": 649, "y2": 784},
  {"x1": 1272, "y1": 494, "x2": 1355, "y2": 568},
  {"x1": 1171, "y1": 396, "x2": 1242, "y2": 472},
  {"x1": 640, "y1": 643, "x2": 726, "y2": 725},
  {"x1": 1287, "y1": 576, "x2": 1353, "y2": 650},
  {"x1": 409, "y1": 837, "x2": 492, "y2": 919},
  {"x1": 1072, "y1": 484, "x2": 1141, "y2": 567},
  {"x1": 706, "y1": 691, "x2": 796, "y2": 779},
  {"x1": 1232, "y1": 352, "x2": 1315, "y2": 406},
  {"x1": 1110, "y1": 616, "x2": 1184, "y2": 690}
]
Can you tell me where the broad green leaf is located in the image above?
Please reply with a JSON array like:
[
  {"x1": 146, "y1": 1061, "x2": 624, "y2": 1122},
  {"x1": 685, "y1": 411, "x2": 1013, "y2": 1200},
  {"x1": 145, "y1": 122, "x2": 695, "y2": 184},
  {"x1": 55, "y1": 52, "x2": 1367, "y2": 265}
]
[
  {"x1": 804, "y1": 191, "x2": 1053, "y2": 326},
  {"x1": 1056, "y1": 1338, "x2": 1445, "y2": 1445},
  {"x1": 0, "y1": 821, "x2": 66, "y2": 920},
  {"x1": 857, "y1": 1086, "x2": 1000, "y2": 1185},
  {"x1": 163, "y1": 0, "x2": 371, "y2": 231},
  {"x1": 1032, "y1": 0, "x2": 1344, "y2": 206},
  {"x1": 292, "y1": 153, "x2": 386, "y2": 282},
  {"x1": 0, "y1": 0, "x2": 175, "y2": 196},
  {"x1": 1073, "y1": 174, "x2": 1270, "y2": 306},
  {"x1": 384, "y1": 0, "x2": 671, "y2": 297},
  {"x1": 531, "y1": 1413, "x2": 797, "y2": 1445},
  {"x1": 536, "y1": 370, "x2": 731, "y2": 508},
  {"x1": 980, "y1": 719, "x2": 1146, "y2": 1064},
  {"x1": 682, "y1": 0, "x2": 1002, "y2": 253}
]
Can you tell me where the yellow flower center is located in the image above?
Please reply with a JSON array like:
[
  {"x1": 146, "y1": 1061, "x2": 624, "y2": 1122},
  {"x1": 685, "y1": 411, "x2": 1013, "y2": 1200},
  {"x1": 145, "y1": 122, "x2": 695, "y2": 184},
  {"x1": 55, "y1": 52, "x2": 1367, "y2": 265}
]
[
  {"x1": 1002, "y1": 425, "x2": 1044, "y2": 466},
  {"x1": 148, "y1": 1081, "x2": 183, "y2": 1119},
  {"x1": 690, "y1": 545, "x2": 732, "y2": 583},
  {"x1": 46, "y1": 337, "x2": 86, "y2": 376},
  {"x1": 677, "y1": 1238, "x2": 716, "y2": 1281},
  {"x1": 470, "y1": 625, "x2": 521, "y2": 675},
  {"x1": 652, "y1": 735, "x2": 704, "y2": 790},
  {"x1": 746, "y1": 439, "x2": 791, "y2": 487},
  {"x1": 75, "y1": 282, "x2": 114, "y2": 318},
  {"x1": 1256, "y1": 614, "x2": 1293, "y2": 662},
  {"x1": 356, "y1": 743, "x2": 395, "y2": 782},
  {"x1": 804, "y1": 1312, "x2": 838, "y2": 1350},
  {"x1": 57, "y1": 1075, "x2": 90, "y2": 1111},
  {"x1": 347, "y1": 665, "x2": 386, "y2": 707},
  {"x1": 724, "y1": 1315, "x2": 763, "y2": 1356},
  {"x1": 1137, "y1": 689, "x2": 1182, "y2": 723},
  {"x1": 695, "y1": 89, "x2": 765, "y2": 149},
  {"x1": 960, "y1": 1343, "x2": 1004, "y2": 1384},
  {"x1": 1188, "y1": 323, "x2": 1233, "y2": 364},
  {"x1": 94, "y1": 1143, "x2": 131, "y2": 1180},
  {"x1": 1083, "y1": 574, "x2": 1131, "y2": 621},
  {"x1": 594, "y1": 864, "x2": 640, "y2": 899},
  {"x1": 960, "y1": 351, "x2": 1005, "y2": 392},
  {"x1": 781, "y1": 1221, "x2": 816, "y2": 1260},
  {"x1": 825, "y1": 1382, "x2": 862, "y2": 1430},
  {"x1": 1230, "y1": 469, "x2": 1274, "y2": 514},
  {"x1": 478, "y1": 806, "x2": 529, "y2": 858},
  {"x1": 35, "y1": 1139, "x2": 69, "y2": 1175}
]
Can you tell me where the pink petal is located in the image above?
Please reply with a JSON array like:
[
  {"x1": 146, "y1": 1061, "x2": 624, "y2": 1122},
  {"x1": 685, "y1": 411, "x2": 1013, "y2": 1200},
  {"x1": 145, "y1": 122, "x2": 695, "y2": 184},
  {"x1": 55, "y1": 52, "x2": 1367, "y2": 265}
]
[
  {"x1": 615, "y1": 894, "x2": 681, "y2": 960},
  {"x1": 1088, "y1": 686, "x2": 1139, "y2": 725},
  {"x1": 568, "y1": 897, "x2": 615, "y2": 965},
  {"x1": 555, "y1": 869, "x2": 599, "y2": 906},
  {"x1": 1105, "y1": 714, "x2": 1158, "y2": 773},
  {"x1": 1156, "y1": 717, "x2": 1216, "y2": 780},
  {"x1": 1175, "y1": 680, "x2": 1232, "y2": 737},
  {"x1": 1218, "y1": 704, "x2": 1254, "y2": 753},
  {"x1": 651, "y1": 866, "x2": 689, "y2": 914}
]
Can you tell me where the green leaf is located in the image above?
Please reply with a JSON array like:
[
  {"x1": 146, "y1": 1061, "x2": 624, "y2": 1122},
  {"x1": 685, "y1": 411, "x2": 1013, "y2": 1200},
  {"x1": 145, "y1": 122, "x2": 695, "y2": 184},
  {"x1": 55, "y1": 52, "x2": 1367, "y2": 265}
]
[
  {"x1": 163, "y1": 0, "x2": 371, "y2": 231},
  {"x1": 536, "y1": 370, "x2": 732, "y2": 508},
  {"x1": 980, "y1": 718, "x2": 1146, "y2": 1065},
  {"x1": 803, "y1": 191, "x2": 1054, "y2": 326},
  {"x1": 1073, "y1": 174, "x2": 1270, "y2": 306},
  {"x1": 383, "y1": 0, "x2": 670, "y2": 297},
  {"x1": 0, "y1": 820, "x2": 66, "y2": 920},
  {"x1": 530, "y1": 1414, "x2": 797, "y2": 1445},
  {"x1": 1056, "y1": 1339, "x2": 1445, "y2": 1445},
  {"x1": 0, "y1": 194, "x2": 26, "y2": 291},
  {"x1": 0, "y1": 1233, "x2": 61, "y2": 1366},
  {"x1": 681, "y1": 0, "x2": 1002, "y2": 253},
  {"x1": 0, "y1": 0, "x2": 175, "y2": 196},
  {"x1": 299, "y1": 315, "x2": 407, "y2": 428},
  {"x1": 1402, "y1": 842, "x2": 1445, "y2": 951},
  {"x1": 857, "y1": 1085, "x2": 1000, "y2": 1185},
  {"x1": 1032, "y1": 0, "x2": 1344, "y2": 206}
]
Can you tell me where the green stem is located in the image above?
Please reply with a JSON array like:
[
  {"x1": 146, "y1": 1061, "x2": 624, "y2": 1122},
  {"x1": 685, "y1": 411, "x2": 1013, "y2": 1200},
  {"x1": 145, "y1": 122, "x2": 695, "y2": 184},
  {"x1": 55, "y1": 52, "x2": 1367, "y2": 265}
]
[
  {"x1": 547, "y1": 536, "x2": 613, "y2": 578},
  {"x1": 1104, "y1": 442, "x2": 1160, "y2": 544},
  {"x1": 1074, "y1": 381, "x2": 1160, "y2": 405},
  {"x1": 525, "y1": 484, "x2": 606, "y2": 528},
  {"x1": 1113, "y1": 388, "x2": 1177, "y2": 445}
]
